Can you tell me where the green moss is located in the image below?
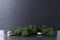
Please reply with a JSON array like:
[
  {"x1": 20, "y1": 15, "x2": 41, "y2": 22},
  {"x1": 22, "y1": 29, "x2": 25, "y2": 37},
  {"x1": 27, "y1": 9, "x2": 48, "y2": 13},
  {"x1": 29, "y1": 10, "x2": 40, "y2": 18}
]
[
  {"x1": 41, "y1": 26, "x2": 55, "y2": 36},
  {"x1": 14, "y1": 27, "x2": 23, "y2": 36},
  {"x1": 47, "y1": 31, "x2": 55, "y2": 36},
  {"x1": 28, "y1": 25, "x2": 38, "y2": 35},
  {"x1": 8, "y1": 25, "x2": 55, "y2": 37},
  {"x1": 41, "y1": 28, "x2": 48, "y2": 35},
  {"x1": 21, "y1": 30, "x2": 29, "y2": 37},
  {"x1": 46, "y1": 28, "x2": 55, "y2": 36}
]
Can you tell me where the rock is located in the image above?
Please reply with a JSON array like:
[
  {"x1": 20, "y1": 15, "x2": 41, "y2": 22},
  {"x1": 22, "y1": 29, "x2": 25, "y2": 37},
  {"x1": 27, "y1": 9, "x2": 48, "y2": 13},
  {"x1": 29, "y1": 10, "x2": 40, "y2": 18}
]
[
  {"x1": 37, "y1": 32, "x2": 42, "y2": 35},
  {"x1": 7, "y1": 31, "x2": 15, "y2": 37}
]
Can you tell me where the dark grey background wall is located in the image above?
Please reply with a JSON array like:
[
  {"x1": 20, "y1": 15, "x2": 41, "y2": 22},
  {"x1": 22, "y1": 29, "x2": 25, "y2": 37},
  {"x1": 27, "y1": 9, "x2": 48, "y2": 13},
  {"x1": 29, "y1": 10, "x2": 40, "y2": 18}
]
[{"x1": 0, "y1": 0, "x2": 59, "y2": 30}]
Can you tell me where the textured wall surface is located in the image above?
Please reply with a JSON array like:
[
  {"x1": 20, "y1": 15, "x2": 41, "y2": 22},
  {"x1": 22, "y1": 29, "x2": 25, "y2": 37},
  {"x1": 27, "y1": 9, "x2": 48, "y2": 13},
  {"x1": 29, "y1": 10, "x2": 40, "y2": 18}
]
[{"x1": 0, "y1": 0, "x2": 59, "y2": 30}]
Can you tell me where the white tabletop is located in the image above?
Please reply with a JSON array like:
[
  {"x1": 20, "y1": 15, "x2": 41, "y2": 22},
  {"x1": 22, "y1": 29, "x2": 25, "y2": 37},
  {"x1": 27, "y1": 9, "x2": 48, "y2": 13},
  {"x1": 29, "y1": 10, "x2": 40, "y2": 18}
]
[{"x1": 0, "y1": 30, "x2": 4, "y2": 40}]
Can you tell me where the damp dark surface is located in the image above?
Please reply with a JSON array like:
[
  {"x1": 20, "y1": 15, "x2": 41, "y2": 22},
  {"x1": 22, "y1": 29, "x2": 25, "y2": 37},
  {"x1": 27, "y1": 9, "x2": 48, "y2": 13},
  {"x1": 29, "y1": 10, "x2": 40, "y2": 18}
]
[{"x1": 5, "y1": 35, "x2": 57, "y2": 40}]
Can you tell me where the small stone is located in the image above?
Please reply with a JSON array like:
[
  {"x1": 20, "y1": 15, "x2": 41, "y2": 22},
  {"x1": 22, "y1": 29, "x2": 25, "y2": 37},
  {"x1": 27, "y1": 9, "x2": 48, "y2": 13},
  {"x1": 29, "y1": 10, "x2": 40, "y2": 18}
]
[
  {"x1": 37, "y1": 32, "x2": 42, "y2": 35},
  {"x1": 7, "y1": 31, "x2": 15, "y2": 37}
]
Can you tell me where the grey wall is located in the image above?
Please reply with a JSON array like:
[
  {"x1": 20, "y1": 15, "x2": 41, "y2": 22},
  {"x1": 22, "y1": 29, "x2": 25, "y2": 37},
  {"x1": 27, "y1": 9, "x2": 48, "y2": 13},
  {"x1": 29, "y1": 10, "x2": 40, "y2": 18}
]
[{"x1": 0, "y1": 0, "x2": 59, "y2": 30}]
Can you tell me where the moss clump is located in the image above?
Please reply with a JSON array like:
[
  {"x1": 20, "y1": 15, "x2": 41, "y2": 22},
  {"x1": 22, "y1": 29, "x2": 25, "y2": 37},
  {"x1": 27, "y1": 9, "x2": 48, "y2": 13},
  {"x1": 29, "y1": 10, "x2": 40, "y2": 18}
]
[
  {"x1": 14, "y1": 27, "x2": 23, "y2": 36},
  {"x1": 41, "y1": 28, "x2": 48, "y2": 35},
  {"x1": 21, "y1": 31, "x2": 29, "y2": 37},
  {"x1": 21, "y1": 27, "x2": 29, "y2": 37},
  {"x1": 28, "y1": 25, "x2": 38, "y2": 35},
  {"x1": 41, "y1": 25, "x2": 48, "y2": 35},
  {"x1": 9, "y1": 25, "x2": 55, "y2": 37},
  {"x1": 41, "y1": 25, "x2": 55, "y2": 36},
  {"x1": 47, "y1": 31, "x2": 55, "y2": 36},
  {"x1": 47, "y1": 28, "x2": 55, "y2": 36},
  {"x1": 21, "y1": 30, "x2": 29, "y2": 37}
]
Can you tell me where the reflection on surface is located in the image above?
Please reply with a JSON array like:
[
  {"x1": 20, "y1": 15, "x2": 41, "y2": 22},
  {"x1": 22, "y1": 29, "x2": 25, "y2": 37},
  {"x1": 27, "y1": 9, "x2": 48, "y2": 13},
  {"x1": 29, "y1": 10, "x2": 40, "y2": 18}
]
[
  {"x1": 7, "y1": 35, "x2": 57, "y2": 40},
  {"x1": 0, "y1": 30, "x2": 4, "y2": 40}
]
